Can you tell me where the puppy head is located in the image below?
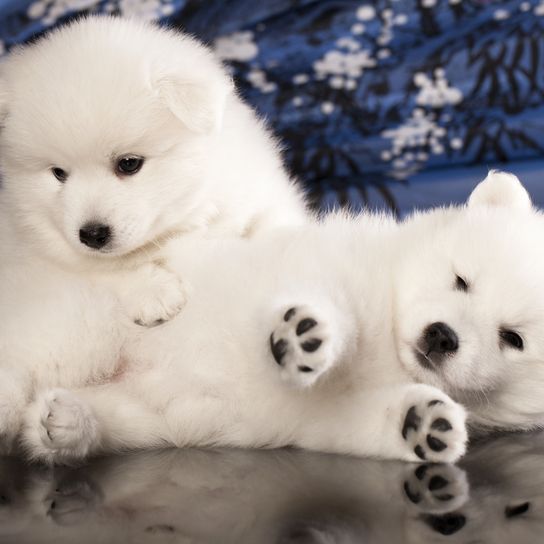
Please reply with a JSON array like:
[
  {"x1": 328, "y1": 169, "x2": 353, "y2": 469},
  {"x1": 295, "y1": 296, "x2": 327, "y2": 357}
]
[
  {"x1": 394, "y1": 172, "x2": 544, "y2": 429},
  {"x1": 0, "y1": 16, "x2": 233, "y2": 264}
]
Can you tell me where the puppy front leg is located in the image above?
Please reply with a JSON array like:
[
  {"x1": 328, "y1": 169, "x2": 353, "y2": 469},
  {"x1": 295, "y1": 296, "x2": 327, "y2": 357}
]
[
  {"x1": 106, "y1": 261, "x2": 188, "y2": 328},
  {"x1": 267, "y1": 295, "x2": 358, "y2": 388},
  {"x1": 293, "y1": 383, "x2": 468, "y2": 463},
  {"x1": 21, "y1": 384, "x2": 170, "y2": 465}
]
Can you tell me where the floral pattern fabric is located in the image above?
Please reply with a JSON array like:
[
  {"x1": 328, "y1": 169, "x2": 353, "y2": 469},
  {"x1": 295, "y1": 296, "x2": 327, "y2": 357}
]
[{"x1": 1, "y1": 0, "x2": 543, "y2": 213}]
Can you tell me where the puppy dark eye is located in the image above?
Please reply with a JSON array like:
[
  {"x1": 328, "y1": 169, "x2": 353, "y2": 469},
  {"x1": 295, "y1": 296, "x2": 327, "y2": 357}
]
[
  {"x1": 500, "y1": 330, "x2": 524, "y2": 351},
  {"x1": 51, "y1": 167, "x2": 68, "y2": 183},
  {"x1": 455, "y1": 275, "x2": 469, "y2": 292},
  {"x1": 116, "y1": 156, "x2": 144, "y2": 176}
]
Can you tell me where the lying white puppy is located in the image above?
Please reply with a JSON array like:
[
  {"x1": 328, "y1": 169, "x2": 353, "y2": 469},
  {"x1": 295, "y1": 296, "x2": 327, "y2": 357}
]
[
  {"x1": 0, "y1": 17, "x2": 307, "y2": 445},
  {"x1": 16, "y1": 171, "x2": 544, "y2": 465},
  {"x1": 0, "y1": 16, "x2": 307, "y2": 326}
]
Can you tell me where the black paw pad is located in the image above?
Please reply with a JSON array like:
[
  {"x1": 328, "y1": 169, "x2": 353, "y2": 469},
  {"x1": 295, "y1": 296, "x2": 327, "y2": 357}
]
[
  {"x1": 301, "y1": 338, "x2": 322, "y2": 352},
  {"x1": 426, "y1": 434, "x2": 447, "y2": 452},
  {"x1": 423, "y1": 513, "x2": 466, "y2": 536},
  {"x1": 505, "y1": 502, "x2": 530, "y2": 518},
  {"x1": 403, "y1": 481, "x2": 421, "y2": 504},
  {"x1": 415, "y1": 464, "x2": 428, "y2": 481},
  {"x1": 270, "y1": 335, "x2": 289, "y2": 365},
  {"x1": 414, "y1": 445, "x2": 426, "y2": 460},
  {"x1": 296, "y1": 318, "x2": 317, "y2": 336},
  {"x1": 435, "y1": 493, "x2": 454, "y2": 502},
  {"x1": 431, "y1": 418, "x2": 452, "y2": 432},
  {"x1": 428, "y1": 399, "x2": 444, "y2": 407},
  {"x1": 402, "y1": 406, "x2": 421, "y2": 439},
  {"x1": 298, "y1": 365, "x2": 314, "y2": 373},
  {"x1": 284, "y1": 308, "x2": 296, "y2": 322},
  {"x1": 428, "y1": 475, "x2": 448, "y2": 491}
]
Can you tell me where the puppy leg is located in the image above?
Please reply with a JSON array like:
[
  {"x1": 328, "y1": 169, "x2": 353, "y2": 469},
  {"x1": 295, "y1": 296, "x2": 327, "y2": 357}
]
[
  {"x1": 292, "y1": 383, "x2": 468, "y2": 463},
  {"x1": 111, "y1": 261, "x2": 188, "y2": 327},
  {"x1": 21, "y1": 384, "x2": 169, "y2": 465},
  {"x1": 268, "y1": 298, "x2": 357, "y2": 388}
]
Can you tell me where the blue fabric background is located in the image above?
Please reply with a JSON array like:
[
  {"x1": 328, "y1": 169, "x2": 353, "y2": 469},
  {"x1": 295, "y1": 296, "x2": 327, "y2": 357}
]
[{"x1": 1, "y1": 0, "x2": 544, "y2": 214}]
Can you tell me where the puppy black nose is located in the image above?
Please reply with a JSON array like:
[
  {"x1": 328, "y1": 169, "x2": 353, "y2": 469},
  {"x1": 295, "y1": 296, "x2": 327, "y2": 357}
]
[
  {"x1": 424, "y1": 322, "x2": 459, "y2": 354},
  {"x1": 79, "y1": 222, "x2": 111, "y2": 250}
]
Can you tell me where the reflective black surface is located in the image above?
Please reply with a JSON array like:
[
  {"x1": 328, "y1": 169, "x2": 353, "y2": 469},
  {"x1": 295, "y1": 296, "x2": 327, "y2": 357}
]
[{"x1": 1, "y1": 433, "x2": 544, "y2": 543}]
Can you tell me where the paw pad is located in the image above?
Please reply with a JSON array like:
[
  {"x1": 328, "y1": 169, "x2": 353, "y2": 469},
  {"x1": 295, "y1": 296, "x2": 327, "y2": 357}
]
[
  {"x1": 300, "y1": 338, "x2": 322, "y2": 353},
  {"x1": 403, "y1": 463, "x2": 469, "y2": 514},
  {"x1": 269, "y1": 336, "x2": 289, "y2": 365},
  {"x1": 269, "y1": 305, "x2": 340, "y2": 387},
  {"x1": 426, "y1": 434, "x2": 447, "y2": 452},
  {"x1": 270, "y1": 308, "x2": 324, "y2": 370},
  {"x1": 400, "y1": 392, "x2": 467, "y2": 464},
  {"x1": 423, "y1": 513, "x2": 466, "y2": 536},
  {"x1": 505, "y1": 502, "x2": 530, "y2": 518},
  {"x1": 403, "y1": 403, "x2": 453, "y2": 460},
  {"x1": 284, "y1": 307, "x2": 297, "y2": 322},
  {"x1": 296, "y1": 318, "x2": 317, "y2": 335}
]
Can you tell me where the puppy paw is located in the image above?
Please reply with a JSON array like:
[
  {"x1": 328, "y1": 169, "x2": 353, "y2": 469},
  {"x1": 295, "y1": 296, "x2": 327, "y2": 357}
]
[
  {"x1": 123, "y1": 262, "x2": 187, "y2": 327},
  {"x1": 46, "y1": 477, "x2": 102, "y2": 526},
  {"x1": 403, "y1": 463, "x2": 469, "y2": 514},
  {"x1": 269, "y1": 305, "x2": 341, "y2": 387},
  {"x1": 401, "y1": 387, "x2": 467, "y2": 464},
  {"x1": 22, "y1": 389, "x2": 98, "y2": 465}
]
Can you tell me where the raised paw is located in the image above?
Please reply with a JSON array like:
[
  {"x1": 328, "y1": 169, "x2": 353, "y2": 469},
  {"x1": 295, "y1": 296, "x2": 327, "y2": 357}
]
[
  {"x1": 269, "y1": 305, "x2": 340, "y2": 387},
  {"x1": 401, "y1": 388, "x2": 467, "y2": 464},
  {"x1": 22, "y1": 389, "x2": 98, "y2": 465},
  {"x1": 123, "y1": 262, "x2": 188, "y2": 327},
  {"x1": 403, "y1": 463, "x2": 469, "y2": 515}
]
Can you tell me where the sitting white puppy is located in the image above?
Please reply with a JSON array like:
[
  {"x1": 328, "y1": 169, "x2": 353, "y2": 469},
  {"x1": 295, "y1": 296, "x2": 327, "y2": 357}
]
[
  {"x1": 0, "y1": 17, "x2": 307, "y2": 446},
  {"x1": 17, "y1": 171, "x2": 544, "y2": 465},
  {"x1": 0, "y1": 16, "x2": 307, "y2": 327}
]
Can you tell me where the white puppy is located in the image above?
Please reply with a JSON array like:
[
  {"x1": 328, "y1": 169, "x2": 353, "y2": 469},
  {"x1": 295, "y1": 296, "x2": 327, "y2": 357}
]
[
  {"x1": 0, "y1": 17, "x2": 307, "y2": 445},
  {"x1": 15, "y1": 171, "x2": 544, "y2": 465},
  {"x1": 0, "y1": 16, "x2": 307, "y2": 326},
  {"x1": 394, "y1": 172, "x2": 543, "y2": 432}
]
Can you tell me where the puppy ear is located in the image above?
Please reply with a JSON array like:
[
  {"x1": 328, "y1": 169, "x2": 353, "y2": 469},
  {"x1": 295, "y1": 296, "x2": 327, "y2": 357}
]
[
  {"x1": 468, "y1": 170, "x2": 531, "y2": 211},
  {"x1": 158, "y1": 75, "x2": 233, "y2": 134}
]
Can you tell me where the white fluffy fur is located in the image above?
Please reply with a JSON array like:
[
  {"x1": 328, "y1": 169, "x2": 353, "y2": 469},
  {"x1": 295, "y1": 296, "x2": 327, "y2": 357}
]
[
  {"x1": 3, "y1": 171, "x2": 543, "y2": 465},
  {"x1": 0, "y1": 16, "x2": 307, "y2": 455},
  {"x1": 0, "y1": 16, "x2": 307, "y2": 327},
  {"x1": 1, "y1": 20, "x2": 543, "y2": 465},
  {"x1": 0, "y1": 13, "x2": 311, "y2": 446}
]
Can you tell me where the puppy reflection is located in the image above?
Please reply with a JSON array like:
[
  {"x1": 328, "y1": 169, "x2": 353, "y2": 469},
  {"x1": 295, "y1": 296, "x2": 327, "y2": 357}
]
[
  {"x1": 405, "y1": 432, "x2": 544, "y2": 543},
  {"x1": 1, "y1": 434, "x2": 543, "y2": 543},
  {"x1": 0, "y1": 449, "x2": 464, "y2": 543}
]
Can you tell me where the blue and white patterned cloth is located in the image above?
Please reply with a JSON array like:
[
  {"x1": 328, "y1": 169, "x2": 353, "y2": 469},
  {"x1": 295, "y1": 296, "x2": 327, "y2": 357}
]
[{"x1": 2, "y1": 0, "x2": 544, "y2": 214}]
